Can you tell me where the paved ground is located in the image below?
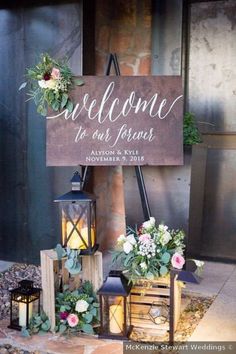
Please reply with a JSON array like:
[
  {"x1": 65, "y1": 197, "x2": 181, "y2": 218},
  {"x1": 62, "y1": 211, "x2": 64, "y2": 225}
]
[
  {"x1": 186, "y1": 263, "x2": 236, "y2": 341},
  {"x1": 0, "y1": 260, "x2": 235, "y2": 353}
]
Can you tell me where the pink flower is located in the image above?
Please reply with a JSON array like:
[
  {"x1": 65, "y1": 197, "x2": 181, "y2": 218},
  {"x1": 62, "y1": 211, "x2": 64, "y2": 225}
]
[
  {"x1": 59, "y1": 311, "x2": 69, "y2": 320},
  {"x1": 51, "y1": 67, "x2": 60, "y2": 79},
  {"x1": 171, "y1": 253, "x2": 185, "y2": 269},
  {"x1": 139, "y1": 233, "x2": 151, "y2": 243},
  {"x1": 67, "y1": 313, "x2": 79, "y2": 327}
]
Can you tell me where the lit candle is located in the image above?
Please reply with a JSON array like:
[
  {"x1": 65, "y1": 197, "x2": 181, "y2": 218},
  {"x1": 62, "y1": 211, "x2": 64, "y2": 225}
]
[
  {"x1": 19, "y1": 301, "x2": 33, "y2": 327},
  {"x1": 66, "y1": 222, "x2": 95, "y2": 250},
  {"x1": 109, "y1": 304, "x2": 123, "y2": 334}
]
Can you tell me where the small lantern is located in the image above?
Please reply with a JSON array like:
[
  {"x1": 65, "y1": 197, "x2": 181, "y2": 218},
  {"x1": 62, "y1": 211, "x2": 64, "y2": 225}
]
[
  {"x1": 148, "y1": 301, "x2": 169, "y2": 325},
  {"x1": 54, "y1": 171, "x2": 98, "y2": 255},
  {"x1": 97, "y1": 270, "x2": 133, "y2": 340},
  {"x1": 8, "y1": 280, "x2": 41, "y2": 330}
]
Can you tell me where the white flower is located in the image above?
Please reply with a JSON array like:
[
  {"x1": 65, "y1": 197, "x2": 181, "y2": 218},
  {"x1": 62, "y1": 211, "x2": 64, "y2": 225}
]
[
  {"x1": 140, "y1": 262, "x2": 147, "y2": 270},
  {"x1": 158, "y1": 224, "x2": 168, "y2": 232},
  {"x1": 142, "y1": 217, "x2": 155, "y2": 230},
  {"x1": 38, "y1": 79, "x2": 57, "y2": 89},
  {"x1": 75, "y1": 299, "x2": 89, "y2": 313},
  {"x1": 160, "y1": 231, "x2": 172, "y2": 246},
  {"x1": 175, "y1": 247, "x2": 184, "y2": 255},
  {"x1": 38, "y1": 80, "x2": 48, "y2": 88},
  {"x1": 123, "y1": 241, "x2": 133, "y2": 254},
  {"x1": 126, "y1": 234, "x2": 136, "y2": 245},
  {"x1": 117, "y1": 234, "x2": 126, "y2": 245}
]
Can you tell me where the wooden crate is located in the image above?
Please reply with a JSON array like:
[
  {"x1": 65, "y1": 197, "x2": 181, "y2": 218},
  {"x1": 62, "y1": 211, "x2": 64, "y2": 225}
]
[
  {"x1": 130, "y1": 276, "x2": 182, "y2": 336},
  {"x1": 40, "y1": 249, "x2": 103, "y2": 330}
]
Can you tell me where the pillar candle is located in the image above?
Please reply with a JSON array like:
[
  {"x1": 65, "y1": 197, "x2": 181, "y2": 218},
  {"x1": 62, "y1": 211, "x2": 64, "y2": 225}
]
[
  {"x1": 109, "y1": 304, "x2": 123, "y2": 334},
  {"x1": 19, "y1": 302, "x2": 33, "y2": 327},
  {"x1": 66, "y1": 222, "x2": 95, "y2": 249}
]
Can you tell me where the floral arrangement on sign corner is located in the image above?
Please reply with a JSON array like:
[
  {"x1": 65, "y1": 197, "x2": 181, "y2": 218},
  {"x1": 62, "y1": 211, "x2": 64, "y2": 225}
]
[
  {"x1": 55, "y1": 281, "x2": 100, "y2": 335},
  {"x1": 112, "y1": 217, "x2": 186, "y2": 283},
  {"x1": 19, "y1": 53, "x2": 83, "y2": 116}
]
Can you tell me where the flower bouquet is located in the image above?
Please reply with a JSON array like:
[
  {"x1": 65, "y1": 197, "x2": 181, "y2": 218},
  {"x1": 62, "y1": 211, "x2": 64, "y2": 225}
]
[
  {"x1": 112, "y1": 217, "x2": 186, "y2": 283},
  {"x1": 55, "y1": 281, "x2": 99, "y2": 335},
  {"x1": 19, "y1": 53, "x2": 83, "y2": 116}
]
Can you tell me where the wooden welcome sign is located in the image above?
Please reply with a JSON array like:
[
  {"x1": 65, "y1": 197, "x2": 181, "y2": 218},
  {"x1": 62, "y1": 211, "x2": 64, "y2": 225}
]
[{"x1": 46, "y1": 76, "x2": 183, "y2": 166}]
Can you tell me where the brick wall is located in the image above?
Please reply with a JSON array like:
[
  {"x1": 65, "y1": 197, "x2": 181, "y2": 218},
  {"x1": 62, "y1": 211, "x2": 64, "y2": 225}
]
[{"x1": 93, "y1": 0, "x2": 152, "y2": 266}]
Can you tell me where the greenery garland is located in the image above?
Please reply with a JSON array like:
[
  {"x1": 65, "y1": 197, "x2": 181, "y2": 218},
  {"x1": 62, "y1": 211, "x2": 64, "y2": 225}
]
[{"x1": 19, "y1": 53, "x2": 83, "y2": 116}]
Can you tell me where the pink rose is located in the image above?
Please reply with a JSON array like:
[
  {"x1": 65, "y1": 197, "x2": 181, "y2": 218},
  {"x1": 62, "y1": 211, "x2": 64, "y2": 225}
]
[
  {"x1": 139, "y1": 233, "x2": 151, "y2": 243},
  {"x1": 67, "y1": 313, "x2": 79, "y2": 327},
  {"x1": 171, "y1": 253, "x2": 185, "y2": 269},
  {"x1": 51, "y1": 67, "x2": 60, "y2": 79}
]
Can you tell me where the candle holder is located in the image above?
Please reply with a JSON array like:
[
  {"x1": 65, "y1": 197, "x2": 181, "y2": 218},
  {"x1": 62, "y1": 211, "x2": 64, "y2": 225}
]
[
  {"x1": 97, "y1": 270, "x2": 133, "y2": 340},
  {"x1": 54, "y1": 171, "x2": 98, "y2": 255},
  {"x1": 8, "y1": 280, "x2": 41, "y2": 330}
]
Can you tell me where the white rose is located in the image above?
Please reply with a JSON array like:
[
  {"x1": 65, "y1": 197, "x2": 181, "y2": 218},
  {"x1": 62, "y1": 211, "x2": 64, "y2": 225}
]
[
  {"x1": 117, "y1": 234, "x2": 126, "y2": 244},
  {"x1": 123, "y1": 241, "x2": 133, "y2": 254},
  {"x1": 126, "y1": 234, "x2": 136, "y2": 245},
  {"x1": 160, "y1": 231, "x2": 172, "y2": 246},
  {"x1": 140, "y1": 262, "x2": 147, "y2": 270},
  {"x1": 75, "y1": 299, "x2": 89, "y2": 313},
  {"x1": 142, "y1": 217, "x2": 155, "y2": 230}
]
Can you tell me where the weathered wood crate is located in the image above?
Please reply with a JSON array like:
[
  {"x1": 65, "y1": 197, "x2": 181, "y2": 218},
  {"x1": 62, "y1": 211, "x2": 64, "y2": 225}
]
[
  {"x1": 40, "y1": 249, "x2": 103, "y2": 330},
  {"x1": 130, "y1": 276, "x2": 182, "y2": 336}
]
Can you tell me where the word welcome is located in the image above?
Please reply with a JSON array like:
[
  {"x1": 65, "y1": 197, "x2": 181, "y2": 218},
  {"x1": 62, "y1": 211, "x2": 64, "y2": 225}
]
[{"x1": 47, "y1": 81, "x2": 183, "y2": 123}]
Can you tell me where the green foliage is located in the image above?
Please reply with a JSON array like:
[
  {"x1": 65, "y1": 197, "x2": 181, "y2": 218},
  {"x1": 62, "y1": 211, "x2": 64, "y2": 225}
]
[
  {"x1": 55, "y1": 244, "x2": 81, "y2": 275},
  {"x1": 183, "y1": 112, "x2": 202, "y2": 146},
  {"x1": 55, "y1": 281, "x2": 99, "y2": 335},
  {"x1": 21, "y1": 310, "x2": 51, "y2": 337},
  {"x1": 112, "y1": 218, "x2": 186, "y2": 283},
  {"x1": 19, "y1": 53, "x2": 84, "y2": 116}
]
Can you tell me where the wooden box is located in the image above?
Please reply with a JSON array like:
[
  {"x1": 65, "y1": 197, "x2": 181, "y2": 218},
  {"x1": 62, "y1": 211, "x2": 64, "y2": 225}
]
[
  {"x1": 130, "y1": 276, "x2": 182, "y2": 336},
  {"x1": 40, "y1": 249, "x2": 103, "y2": 330}
]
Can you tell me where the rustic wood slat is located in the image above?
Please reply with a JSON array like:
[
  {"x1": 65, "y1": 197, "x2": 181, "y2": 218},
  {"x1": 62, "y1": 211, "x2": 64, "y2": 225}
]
[
  {"x1": 130, "y1": 277, "x2": 182, "y2": 336},
  {"x1": 40, "y1": 249, "x2": 103, "y2": 331}
]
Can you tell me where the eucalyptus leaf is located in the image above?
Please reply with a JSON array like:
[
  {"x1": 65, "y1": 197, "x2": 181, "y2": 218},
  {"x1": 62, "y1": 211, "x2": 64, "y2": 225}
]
[
  {"x1": 59, "y1": 324, "x2": 67, "y2": 333},
  {"x1": 21, "y1": 327, "x2": 31, "y2": 337},
  {"x1": 66, "y1": 100, "x2": 73, "y2": 113},
  {"x1": 41, "y1": 320, "x2": 51, "y2": 331},
  {"x1": 83, "y1": 313, "x2": 93, "y2": 323},
  {"x1": 146, "y1": 272, "x2": 154, "y2": 280},
  {"x1": 19, "y1": 82, "x2": 27, "y2": 91},
  {"x1": 161, "y1": 252, "x2": 171, "y2": 264},
  {"x1": 61, "y1": 93, "x2": 68, "y2": 109},
  {"x1": 67, "y1": 265, "x2": 81, "y2": 274},
  {"x1": 160, "y1": 265, "x2": 168, "y2": 276},
  {"x1": 74, "y1": 78, "x2": 84, "y2": 86},
  {"x1": 82, "y1": 323, "x2": 94, "y2": 334},
  {"x1": 55, "y1": 244, "x2": 66, "y2": 260},
  {"x1": 65, "y1": 258, "x2": 74, "y2": 269}
]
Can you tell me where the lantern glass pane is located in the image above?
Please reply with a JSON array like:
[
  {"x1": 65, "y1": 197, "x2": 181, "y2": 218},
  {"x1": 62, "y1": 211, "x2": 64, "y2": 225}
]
[
  {"x1": 101, "y1": 295, "x2": 125, "y2": 336},
  {"x1": 10, "y1": 295, "x2": 40, "y2": 329},
  {"x1": 62, "y1": 202, "x2": 96, "y2": 250}
]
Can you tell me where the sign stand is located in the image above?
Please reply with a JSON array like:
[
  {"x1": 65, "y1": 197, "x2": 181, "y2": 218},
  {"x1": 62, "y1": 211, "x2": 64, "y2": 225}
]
[{"x1": 82, "y1": 53, "x2": 151, "y2": 220}]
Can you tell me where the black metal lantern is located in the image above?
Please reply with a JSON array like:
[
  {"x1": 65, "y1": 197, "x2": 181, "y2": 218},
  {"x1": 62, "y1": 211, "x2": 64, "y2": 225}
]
[
  {"x1": 97, "y1": 270, "x2": 133, "y2": 340},
  {"x1": 54, "y1": 171, "x2": 98, "y2": 255},
  {"x1": 8, "y1": 280, "x2": 41, "y2": 330}
]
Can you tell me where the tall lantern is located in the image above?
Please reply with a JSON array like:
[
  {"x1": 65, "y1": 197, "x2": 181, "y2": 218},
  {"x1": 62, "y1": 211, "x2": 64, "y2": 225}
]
[
  {"x1": 8, "y1": 280, "x2": 41, "y2": 330},
  {"x1": 97, "y1": 270, "x2": 133, "y2": 340},
  {"x1": 54, "y1": 171, "x2": 98, "y2": 255}
]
